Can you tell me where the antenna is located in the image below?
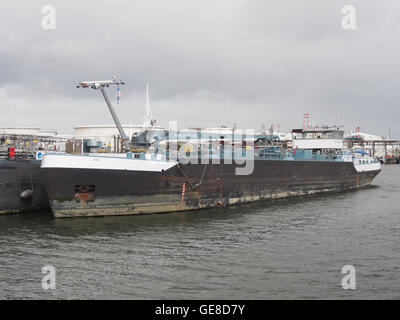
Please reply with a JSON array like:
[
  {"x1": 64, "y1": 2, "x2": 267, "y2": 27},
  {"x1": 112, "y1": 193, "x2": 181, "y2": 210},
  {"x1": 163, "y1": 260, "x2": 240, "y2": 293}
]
[
  {"x1": 77, "y1": 76, "x2": 130, "y2": 150},
  {"x1": 303, "y1": 113, "x2": 310, "y2": 130}
]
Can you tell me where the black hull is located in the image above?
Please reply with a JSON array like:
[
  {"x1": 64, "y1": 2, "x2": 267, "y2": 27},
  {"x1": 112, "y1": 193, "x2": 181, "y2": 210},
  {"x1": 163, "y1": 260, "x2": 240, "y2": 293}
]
[
  {"x1": 41, "y1": 159, "x2": 380, "y2": 218},
  {"x1": 0, "y1": 160, "x2": 50, "y2": 215}
]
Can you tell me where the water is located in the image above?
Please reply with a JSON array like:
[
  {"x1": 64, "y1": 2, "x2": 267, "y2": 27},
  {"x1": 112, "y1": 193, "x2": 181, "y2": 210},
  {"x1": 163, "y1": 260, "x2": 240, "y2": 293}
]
[{"x1": 1, "y1": 165, "x2": 399, "y2": 299}]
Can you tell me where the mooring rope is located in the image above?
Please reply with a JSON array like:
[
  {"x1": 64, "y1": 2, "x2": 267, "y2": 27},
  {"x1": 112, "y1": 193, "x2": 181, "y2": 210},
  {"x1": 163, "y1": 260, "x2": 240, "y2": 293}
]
[{"x1": 177, "y1": 163, "x2": 208, "y2": 190}]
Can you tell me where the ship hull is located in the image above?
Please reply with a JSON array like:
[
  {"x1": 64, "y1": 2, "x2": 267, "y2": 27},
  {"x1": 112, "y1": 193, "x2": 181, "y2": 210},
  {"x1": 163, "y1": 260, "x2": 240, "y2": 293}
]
[
  {"x1": 0, "y1": 160, "x2": 50, "y2": 215},
  {"x1": 41, "y1": 159, "x2": 380, "y2": 218}
]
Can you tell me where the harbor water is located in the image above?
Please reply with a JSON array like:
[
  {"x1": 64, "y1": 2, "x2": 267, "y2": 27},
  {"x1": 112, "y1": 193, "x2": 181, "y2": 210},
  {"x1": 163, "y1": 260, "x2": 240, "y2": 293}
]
[{"x1": 0, "y1": 165, "x2": 399, "y2": 299}]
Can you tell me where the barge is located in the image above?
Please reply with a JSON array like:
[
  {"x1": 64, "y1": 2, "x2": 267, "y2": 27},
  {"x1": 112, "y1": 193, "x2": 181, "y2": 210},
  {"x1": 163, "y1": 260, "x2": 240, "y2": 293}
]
[
  {"x1": 39, "y1": 77, "x2": 381, "y2": 218},
  {"x1": 0, "y1": 128, "x2": 68, "y2": 214},
  {"x1": 0, "y1": 157, "x2": 49, "y2": 214},
  {"x1": 41, "y1": 149, "x2": 380, "y2": 218}
]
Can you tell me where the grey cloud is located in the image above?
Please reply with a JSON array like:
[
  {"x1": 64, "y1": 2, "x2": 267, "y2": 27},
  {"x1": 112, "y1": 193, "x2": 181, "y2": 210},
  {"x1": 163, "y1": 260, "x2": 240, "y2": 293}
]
[{"x1": 0, "y1": 0, "x2": 399, "y2": 136}]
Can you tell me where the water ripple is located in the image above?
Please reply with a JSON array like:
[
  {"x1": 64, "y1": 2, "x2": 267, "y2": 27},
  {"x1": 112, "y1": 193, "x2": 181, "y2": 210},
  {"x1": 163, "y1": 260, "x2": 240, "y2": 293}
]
[{"x1": 0, "y1": 165, "x2": 399, "y2": 299}]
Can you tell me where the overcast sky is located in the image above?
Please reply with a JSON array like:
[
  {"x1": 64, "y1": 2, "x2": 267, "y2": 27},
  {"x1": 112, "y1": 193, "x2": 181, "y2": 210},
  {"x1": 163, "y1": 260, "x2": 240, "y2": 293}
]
[{"x1": 0, "y1": 0, "x2": 399, "y2": 137}]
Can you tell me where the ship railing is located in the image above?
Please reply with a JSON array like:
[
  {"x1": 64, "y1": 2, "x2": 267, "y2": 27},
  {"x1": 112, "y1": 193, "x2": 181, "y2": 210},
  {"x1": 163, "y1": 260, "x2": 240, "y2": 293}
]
[
  {"x1": 254, "y1": 148, "x2": 343, "y2": 161},
  {"x1": 139, "y1": 149, "x2": 345, "y2": 162},
  {"x1": 43, "y1": 149, "x2": 343, "y2": 163}
]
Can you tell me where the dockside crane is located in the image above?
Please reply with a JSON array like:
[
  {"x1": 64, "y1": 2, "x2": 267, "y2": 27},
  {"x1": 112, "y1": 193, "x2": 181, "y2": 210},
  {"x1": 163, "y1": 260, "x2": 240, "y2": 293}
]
[{"x1": 77, "y1": 76, "x2": 130, "y2": 151}]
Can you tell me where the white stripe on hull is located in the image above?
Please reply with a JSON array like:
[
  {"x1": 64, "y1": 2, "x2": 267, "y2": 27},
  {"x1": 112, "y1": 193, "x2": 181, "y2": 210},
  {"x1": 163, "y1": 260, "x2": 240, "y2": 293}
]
[
  {"x1": 354, "y1": 162, "x2": 381, "y2": 172},
  {"x1": 41, "y1": 153, "x2": 176, "y2": 172},
  {"x1": 41, "y1": 153, "x2": 381, "y2": 174}
]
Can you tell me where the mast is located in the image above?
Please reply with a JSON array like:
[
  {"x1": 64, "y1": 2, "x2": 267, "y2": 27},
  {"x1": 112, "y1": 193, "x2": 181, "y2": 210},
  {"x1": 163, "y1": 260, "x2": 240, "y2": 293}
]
[{"x1": 143, "y1": 83, "x2": 153, "y2": 129}]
